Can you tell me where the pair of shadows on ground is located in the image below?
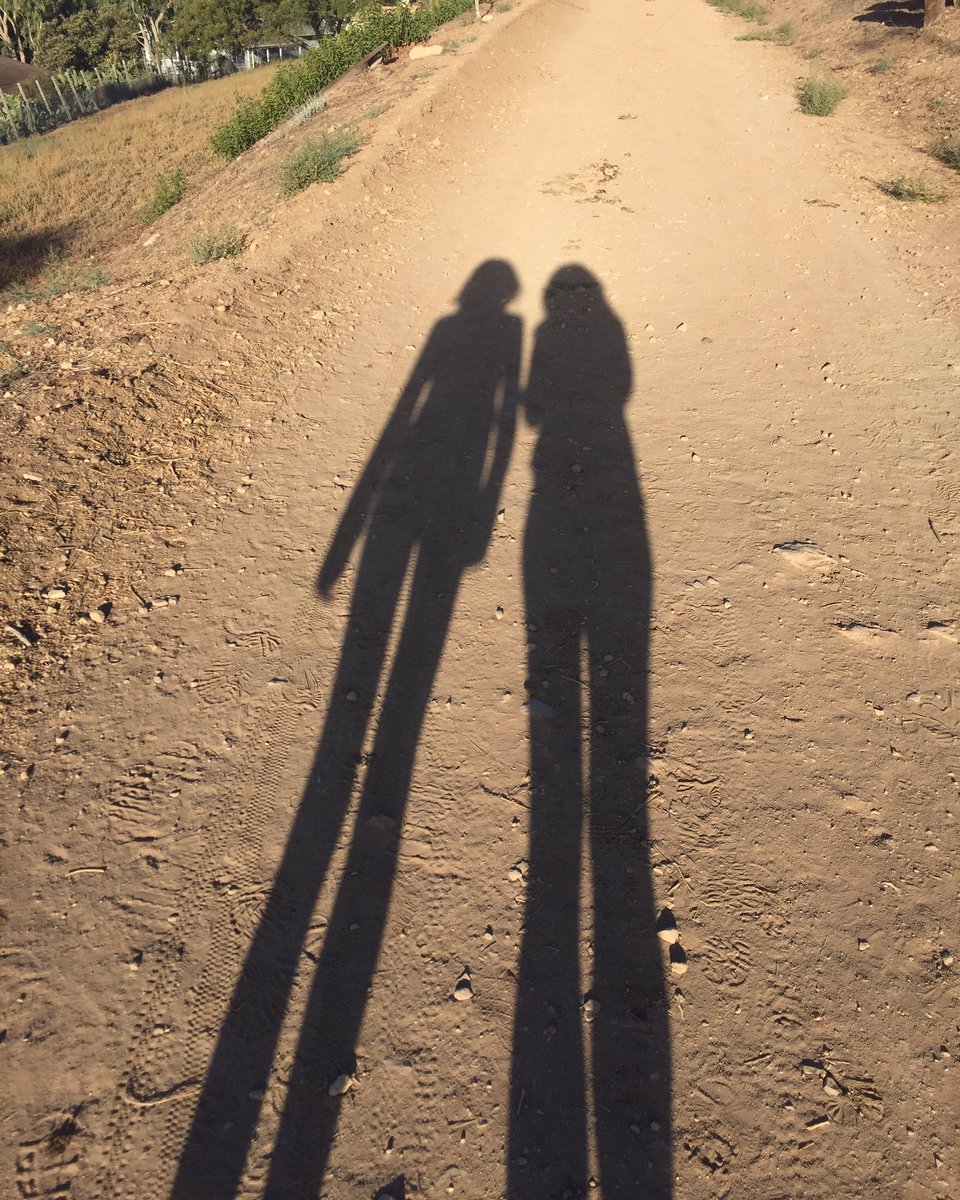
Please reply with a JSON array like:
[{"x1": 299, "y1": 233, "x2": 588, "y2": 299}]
[{"x1": 171, "y1": 261, "x2": 671, "y2": 1200}]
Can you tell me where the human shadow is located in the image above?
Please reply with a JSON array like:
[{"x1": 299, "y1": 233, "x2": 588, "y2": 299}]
[
  {"x1": 508, "y1": 266, "x2": 671, "y2": 1199},
  {"x1": 854, "y1": 0, "x2": 924, "y2": 24},
  {"x1": 170, "y1": 260, "x2": 521, "y2": 1200}
]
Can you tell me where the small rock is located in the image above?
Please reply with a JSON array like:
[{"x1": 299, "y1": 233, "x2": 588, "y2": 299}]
[
  {"x1": 346, "y1": 690, "x2": 358, "y2": 702},
  {"x1": 822, "y1": 1073, "x2": 842, "y2": 1097},
  {"x1": 941, "y1": 949, "x2": 954, "y2": 967},
  {"x1": 453, "y1": 977, "x2": 473, "y2": 1002},
  {"x1": 409, "y1": 43, "x2": 443, "y2": 59},
  {"x1": 89, "y1": 608, "x2": 106, "y2": 625},
  {"x1": 669, "y1": 944, "x2": 688, "y2": 975},
  {"x1": 857, "y1": 938, "x2": 869, "y2": 951},
  {"x1": 582, "y1": 997, "x2": 600, "y2": 1022},
  {"x1": 328, "y1": 1074, "x2": 354, "y2": 1097}
]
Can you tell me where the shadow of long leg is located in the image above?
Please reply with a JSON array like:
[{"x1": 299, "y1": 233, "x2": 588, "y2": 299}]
[
  {"x1": 508, "y1": 588, "x2": 588, "y2": 1198},
  {"x1": 171, "y1": 535, "x2": 412, "y2": 1200},
  {"x1": 588, "y1": 627, "x2": 670, "y2": 1199},
  {"x1": 265, "y1": 549, "x2": 461, "y2": 1198}
]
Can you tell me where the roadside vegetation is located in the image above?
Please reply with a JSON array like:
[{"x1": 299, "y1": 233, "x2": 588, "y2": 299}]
[
  {"x1": 276, "y1": 129, "x2": 359, "y2": 196},
  {"x1": 877, "y1": 175, "x2": 948, "y2": 203},
  {"x1": 0, "y1": 64, "x2": 280, "y2": 290},
  {"x1": 933, "y1": 139, "x2": 960, "y2": 172},
  {"x1": 705, "y1": 0, "x2": 769, "y2": 24},
  {"x1": 189, "y1": 224, "x2": 247, "y2": 263},
  {"x1": 211, "y1": 0, "x2": 479, "y2": 159},
  {"x1": 137, "y1": 168, "x2": 188, "y2": 226},
  {"x1": 737, "y1": 20, "x2": 794, "y2": 43},
  {"x1": 798, "y1": 75, "x2": 847, "y2": 116}
]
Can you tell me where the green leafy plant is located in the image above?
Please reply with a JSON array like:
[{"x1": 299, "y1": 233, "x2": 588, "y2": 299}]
[
  {"x1": 799, "y1": 76, "x2": 848, "y2": 116},
  {"x1": 190, "y1": 225, "x2": 247, "y2": 264},
  {"x1": 137, "y1": 169, "x2": 188, "y2": 226},
  {"x1": 737, "y1": 20, "x2": 793, "y2": 42},
  {"x1": 706, "y1": 0, "x2": 769, "y2": 23},
  {"x1": 211, "y1": 0, "x2": 477, "y2": 159},
  {"x1": 868, "y1": 58, "x2": 893, "y2": 75},
  {"x1": 932, "y1": 139, "x2": 960, "y2": 172},
  {"x1": 276, "y1": 130, "x2": 360, "y2": 196},
  {"x1": 877, "y1": 175, "x2": 947, "y2": 203}
]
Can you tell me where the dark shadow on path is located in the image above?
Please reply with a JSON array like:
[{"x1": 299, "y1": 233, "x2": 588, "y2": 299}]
[
  {"x1": 170, "y1": 260, "x2": 521, "y2": 1200},
  {"x1": 508, "y1": 266, "x2": 671, "y2": 1200}
]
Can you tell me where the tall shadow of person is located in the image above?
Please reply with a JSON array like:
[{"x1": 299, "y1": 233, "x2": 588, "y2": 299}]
[
  {"x1": 171, "y1": 261, "x2": 521, "y2": 1200},
  {"x1": 508, "y1": 266, "x2": 671, "y2": 1199}
]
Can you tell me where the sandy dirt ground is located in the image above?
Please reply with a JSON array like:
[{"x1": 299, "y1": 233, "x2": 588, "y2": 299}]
[{"x1": 4, "y1": 0, "x2": 960, "y2": 1198}]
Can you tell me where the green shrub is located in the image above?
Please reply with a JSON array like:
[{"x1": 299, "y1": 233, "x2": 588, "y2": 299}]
[
  {"x1": 933, "y1": 139, "x2": 960, "y2": 172},
  {"x1": 137, "y1": 168, "x2": 188, "y2": 226},
  {"x1": 190, "y1": 224, "x2": 247, "y2": 264},
  {"x1": 277, "y1": 130, "x2": 360, "y2": 196},
  {"x1": 877, "y1": 175, "x2": 947, "y2": 203},
  {"x1": 211, "y1": 0, "x2": 475, "y2": 159},
  {"x1": 737, "y1": 20, "x2": 794, "y2": 42},
  {"x1": 868, "y1": 58, "x2": 893, "y2": 75},
  {"x1": 799, "y1": 76, "x2": 848, "y2": 116},
  {"x1": 706, "y1": 0, "x2": 769, "y2": 24}
]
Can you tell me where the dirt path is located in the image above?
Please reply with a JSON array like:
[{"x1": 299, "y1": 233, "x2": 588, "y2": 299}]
[{"x1": 7, "y1": 1, "x2": 960, "y2": 1198}]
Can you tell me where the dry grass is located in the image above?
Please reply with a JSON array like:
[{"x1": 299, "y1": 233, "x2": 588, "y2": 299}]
[{"x1": 0, "y1": 64, "x2": 281, "y2": 291}]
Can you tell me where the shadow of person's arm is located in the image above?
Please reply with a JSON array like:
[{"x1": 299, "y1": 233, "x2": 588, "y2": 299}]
[
  {"x1": 317, "y1": 331, "x2": 438, "y2": 596},
  {"x1": 471, "y1": 316, "x2": 522, "y2": 562}
]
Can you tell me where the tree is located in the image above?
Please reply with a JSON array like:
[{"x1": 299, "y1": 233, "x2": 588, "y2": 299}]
[
  {"x1": 166, "y1": 0, "x2": 257, "y2": 59},
  {"x1": 36, "y1": 3, "x2": 140, "y2": 70},
  {"x1": 0, "y1": 0, "x2": 54, "y2": 62}
]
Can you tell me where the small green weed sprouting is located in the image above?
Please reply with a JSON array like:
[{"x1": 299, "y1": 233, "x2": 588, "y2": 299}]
[
  {"x1": 877, "y1": 175, "x2": 947, "y2": 203},
  {"x1": 738, "y1": 20, "x2": 794, "y2": 42},
  {"x1": 276, "y1": 130, "x2": 360, "y2": 198},
  {"x1": 707, "y1": 0, "x2": 769, "y2": 22},
  {"x1": 933, "y1": 139, "x2": 960, "y2": 171},
  {"x1": 4, "y1": 259, "x2": 108, "y2": 302},
  {"x1": 137, "y1": 169, "x2": 188, "y2": 226},
  {"x1": 24, "y1": 319, "x2": 54, "y2": 336},
  {"x1": 190, "y1": 225, "x2": 247, "y2": 265},
  {"x1": 868, "y1": 58, "x2": 893, "y2": 75},
  {"x1": 798, "y1": 76, "x2": 848, "y2": 116}
]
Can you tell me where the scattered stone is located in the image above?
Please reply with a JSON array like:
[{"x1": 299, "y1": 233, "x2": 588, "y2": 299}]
[
  {"x1": 941, "y1": 949, "x2": 954, "y2": 967},
  {"x1": 858, "y1": 938, "x2": 870, "y2": 951},
  {"x1": 806, "y1": 1115, "x2": 830, "y2": 1130},
  {"x1": 328, "y1": 1074, "x2": 354, "y2": 1097},
  {"x1": 523, "y1": 698, "x2": 556, "y2": 721},
  {"x1": 89, "y1": 608, "x2": 106, "y2": 624},
  {"x1": 656, "y1": 907, "x2": 679, "y2": 944},
  {"x1": 495, "y1": 606, "x2": 504, "y2": 620},
  {"x1": 669, "y1": 944, "x2": 688, "y2": 975},
  {"x1": 774, "y1": 541, "x2": 836, "y2": 574},
  {"x1": 453, "y1": 975, "x2": 473, "y2": 1002},
  {"x1": 822, "y1": 1073, "x2": 842, "y2": 1097},
  {"x1": 410, "y1": 43, "x2": 443, "y2": 59},
  {"x1": 582, "y1": 997, "x2": 600, "y2": 1022},
  {"x1": 346, "y1": 690, "x2": 358, "y2": 702},
  {"x1": 41, "y1": 586, "x2": 67, "y2": 600}
]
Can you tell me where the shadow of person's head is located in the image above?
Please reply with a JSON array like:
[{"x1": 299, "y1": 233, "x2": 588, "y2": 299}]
[
  {"x1": 458, "y1": 258, "x2": 520, "y2": 315},
  {"x1": 527, "y1": 263, "x2": 632, "y2": 428}
]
